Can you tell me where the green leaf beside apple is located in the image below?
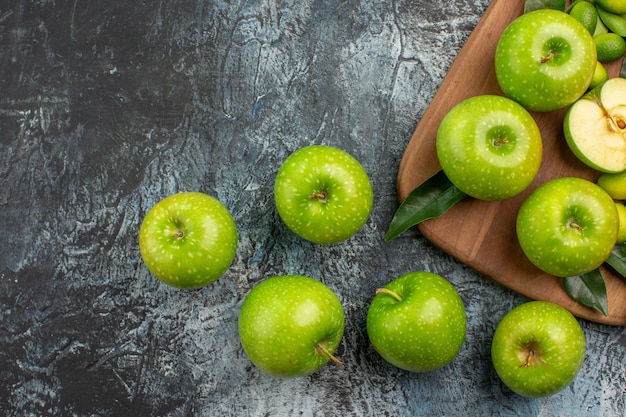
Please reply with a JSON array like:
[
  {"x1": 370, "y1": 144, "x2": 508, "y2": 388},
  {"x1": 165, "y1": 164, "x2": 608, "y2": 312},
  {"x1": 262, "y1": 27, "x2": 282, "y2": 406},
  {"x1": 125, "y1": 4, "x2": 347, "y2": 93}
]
[
  {"x1": 562, "y1": 269, "x2": 609, "y2": 316},
  {"x1": 384, "y1": 170, "x2": 467, "y2": 242},
  {"x1": 606, "y1": 244, "x2": 626, "y2": 276}
]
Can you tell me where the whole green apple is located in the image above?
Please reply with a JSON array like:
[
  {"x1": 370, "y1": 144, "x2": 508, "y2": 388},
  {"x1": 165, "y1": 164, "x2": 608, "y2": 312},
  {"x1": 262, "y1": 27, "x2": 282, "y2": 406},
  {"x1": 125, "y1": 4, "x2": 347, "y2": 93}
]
[
  {"x1": 139, "y1": 192, "x2": 238, "y2": 289},
  {"x1": 238, "y1": 275, "x2": 345, "y2": 378},
  {"x1": 366, "y1": 271, "x2": 466, "y2": 372},
  {"x1": 274, "y1": 145, "x2": 373, "y2": 244},
  {"x1": 491, "y1": 301, "x2": 586, "y2": 397},
  {"x1": 495, "y1": 9, "x2": 596, "y2": 112},
  {"x1": 436, "y1": 94, "x2": 542, "y2": 200},
  {"x1": 516, "y1": 177, "x2": 618, "y2": 277},
  {"x1": 564, "y1": 77, "x2": 626, "y2": 173}
]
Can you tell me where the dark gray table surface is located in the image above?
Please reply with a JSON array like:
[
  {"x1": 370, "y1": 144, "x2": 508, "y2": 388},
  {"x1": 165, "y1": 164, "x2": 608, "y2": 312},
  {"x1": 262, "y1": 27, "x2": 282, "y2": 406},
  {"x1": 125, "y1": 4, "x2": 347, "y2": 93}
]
[{"x1": 1, "y1": 1, "x2": 625, "y2": 416}]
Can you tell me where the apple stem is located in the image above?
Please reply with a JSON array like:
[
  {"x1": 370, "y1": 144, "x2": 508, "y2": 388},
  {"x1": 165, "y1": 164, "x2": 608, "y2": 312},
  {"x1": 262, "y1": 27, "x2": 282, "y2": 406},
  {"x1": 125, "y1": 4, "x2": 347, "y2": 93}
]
[
  {"x1": 309, "y1": 190, "x2": 328, "y2": 203},
  {"x1": 540, "y1": 51, "x2": 555, "y2": 64},
  {"x1": 315, "y1": 343, "x2": 343, "y2": 366},
  {"x1": 492, "y1": 137, "x2": 509, "y2": 147},
  {"x1": 519, "y1": 347, "x2": 547, "y2": 368},
  {"x1": 172, "y1": 229, "x2": 184, "y2": 239},
  {"x1": 519, "y1": 349, "x2": 536, "y2": 368},
  {"x1": 375, "y1": 287, "x2": 402, "y2": 302},
  {"x1": 518, "y1": 341, "x2": 546, "y2": 368},
  {"x1": 568, "y1": 219, "x2": 584, "y2": 233}
]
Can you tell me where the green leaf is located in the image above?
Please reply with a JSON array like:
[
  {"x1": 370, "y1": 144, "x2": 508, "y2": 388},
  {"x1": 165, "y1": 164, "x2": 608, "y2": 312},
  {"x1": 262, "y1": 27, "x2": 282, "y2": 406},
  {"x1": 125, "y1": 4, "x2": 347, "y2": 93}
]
[
  {"x1": 562, "y1": 269, "x2": 608, "y2": 316},
  {"x1": 605, "y1": 244, "x2": 626, "y2": 278},
  {"x1": 524, "y1": 0, "x2": 566, "y2": 13},
  {"x1": 384, "y1": 170, "x2": 467, "y2": 242}
]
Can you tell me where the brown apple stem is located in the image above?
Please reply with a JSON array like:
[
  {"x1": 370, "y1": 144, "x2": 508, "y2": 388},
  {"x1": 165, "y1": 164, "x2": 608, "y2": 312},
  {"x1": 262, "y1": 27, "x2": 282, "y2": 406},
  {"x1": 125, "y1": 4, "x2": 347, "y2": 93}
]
[
  {"x1": 375, "y1": 287, "x2": 402, "y2": 302},
  {"x1": 316, "y1": 343, "x2": 343, "y2": 366},
  {"x1": 540, "y1": 51, "x2": 555, "y2": 63},
  {"x1": 568, "y1": 219, "x2": 584, "y2": 233},
  {"x1": 518, "y1": 341, "x2": 545, "y2": 368},
  {"x1": 519, "y1": 349, "x2": 535, "y2": 368},
  {"x1": 492, "y1": 138, "x2": 509, "y2": 147},
  {"x1": 309, "y1": 190, "x2": 328, "y2": 203},
  {"x1": 172, "y1": 229, "x2": 184, "y2": 239}
]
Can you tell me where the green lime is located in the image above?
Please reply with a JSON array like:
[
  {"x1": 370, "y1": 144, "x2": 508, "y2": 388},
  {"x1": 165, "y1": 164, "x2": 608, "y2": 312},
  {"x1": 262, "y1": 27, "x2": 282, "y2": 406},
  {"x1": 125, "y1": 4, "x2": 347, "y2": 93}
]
[
  {"x1": 594, "y1": 32, "x2": 626, "y2": 62},
  {"x1": 589, "y1": 60, "x2": 609, "y2": 89},
  {"x1": 570, "y1": 1, "x2": 598, "y2": 34}
]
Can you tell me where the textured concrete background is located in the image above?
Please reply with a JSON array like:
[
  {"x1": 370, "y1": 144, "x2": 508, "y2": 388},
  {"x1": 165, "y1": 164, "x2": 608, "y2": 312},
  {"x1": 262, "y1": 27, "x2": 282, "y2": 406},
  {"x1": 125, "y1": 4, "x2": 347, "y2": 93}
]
[{"x1": 1, "y1": 1, "x2": 625, "y2": 416}]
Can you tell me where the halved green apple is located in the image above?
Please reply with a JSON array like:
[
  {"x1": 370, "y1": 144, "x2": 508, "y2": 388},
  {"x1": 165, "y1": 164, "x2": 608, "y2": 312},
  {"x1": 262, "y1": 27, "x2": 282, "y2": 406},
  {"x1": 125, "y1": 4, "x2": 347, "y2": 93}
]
[{"x1": 564, "y1": 77, "x2": 626, "y2": 173}]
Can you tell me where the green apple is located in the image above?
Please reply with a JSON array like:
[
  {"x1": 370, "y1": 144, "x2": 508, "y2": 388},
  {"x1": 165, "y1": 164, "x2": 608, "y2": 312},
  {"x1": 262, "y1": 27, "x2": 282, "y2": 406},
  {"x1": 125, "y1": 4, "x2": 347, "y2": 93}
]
[
  {"x1": 436, "y1": 95, "x2": 542, "y2": 201},
  {"x1": 491, "y1": 301, "x2": 586, "y2": 398},
  {"x1": 516, "y1": 177, "x2": 618, "y2": 277},
  {"x1": 238, "y1": 275, "x2": 345, "y2": 378},
  {"x1": 139, "y1": 192, "x2": 238, "y2": 289},
  {"x1": 274, "y1": 145, "x2": 373, "y2": 244},
  {"x1": 564, "y1": 77, "x2": 626, "y2": 173},
  {"x1": 615, "y1": 202, "x2": 626, "y2": 243},
  {"x1": 597, "y1": 169, "x2": 626, "y2": 199},
  {"x1": 495, "y1": 9, "x2": 597, "y2": 112},
  {"x1": 366, "y1": 271, "x2": 466, "y2": 372}
]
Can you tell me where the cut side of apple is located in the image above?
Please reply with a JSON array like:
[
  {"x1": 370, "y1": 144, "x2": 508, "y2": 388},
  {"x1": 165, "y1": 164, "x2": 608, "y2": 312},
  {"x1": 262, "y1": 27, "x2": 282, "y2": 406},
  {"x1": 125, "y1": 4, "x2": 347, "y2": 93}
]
[{"x1": 564, "y1": 77, "x2": 626, "y2": 173}]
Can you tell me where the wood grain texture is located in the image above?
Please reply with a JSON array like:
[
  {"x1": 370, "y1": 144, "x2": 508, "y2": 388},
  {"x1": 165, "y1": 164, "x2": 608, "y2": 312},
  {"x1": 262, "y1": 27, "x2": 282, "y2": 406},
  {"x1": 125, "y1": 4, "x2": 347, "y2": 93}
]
[{"x1": 397, "y1": 0, "x2": 626, "y2": 325}]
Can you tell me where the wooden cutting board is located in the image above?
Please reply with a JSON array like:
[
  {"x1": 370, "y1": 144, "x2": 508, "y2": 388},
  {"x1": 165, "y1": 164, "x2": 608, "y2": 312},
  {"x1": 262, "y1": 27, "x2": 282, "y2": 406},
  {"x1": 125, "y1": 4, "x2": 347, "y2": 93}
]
[{"x1": 397, "y1": 0, "x2": 626, "y2": 325}]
